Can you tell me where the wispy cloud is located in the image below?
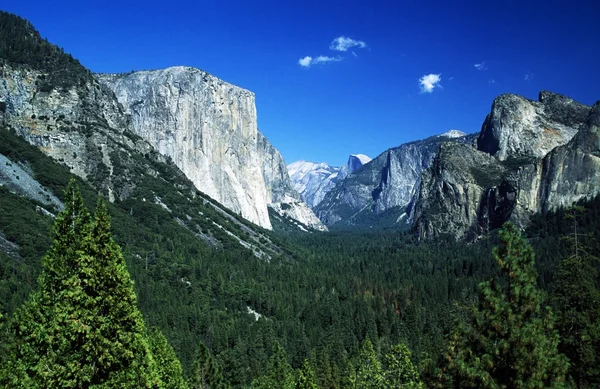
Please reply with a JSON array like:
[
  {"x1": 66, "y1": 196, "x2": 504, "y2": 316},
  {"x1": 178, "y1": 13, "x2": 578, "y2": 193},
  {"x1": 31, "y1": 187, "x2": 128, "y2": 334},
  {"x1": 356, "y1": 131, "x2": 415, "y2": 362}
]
[
  {"x1": 330, "y1": 36, "x2": 367, "y2": 52},
  {"x1": 298, "y1": 55, "x2": 342, "y2": 68},
  {"x1": 489, "y1": 79, "x2": 496, "y2": 84},
  {"x1": 524, "y1": 72, "x2": 532, "y2": 81},
  {"x1": 474, "y1": 62, "x2": 487, "y2": 71},
  {"x1": 419, "y1": 73, "x2": 442, "y2": 93}
]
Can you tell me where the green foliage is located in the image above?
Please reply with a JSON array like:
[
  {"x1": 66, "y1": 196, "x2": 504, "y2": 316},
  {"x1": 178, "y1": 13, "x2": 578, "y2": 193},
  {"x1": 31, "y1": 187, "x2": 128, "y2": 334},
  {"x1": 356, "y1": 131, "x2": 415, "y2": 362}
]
[
  {"x1": 551, "y1": 207, "x2": 600, "y2": 388},
  {"x1": 149, "y1": 327, "x2": 189, "y2": 389},
  {"x1": 296, "y1": 359, "x2": 319, "y2": 389},
  {"x1": 443, "y1": 222, "x2": 568, "y2": 388},
  {"x1": 193, "y1": 342, "x2": 227, "y2": 389},
  {"x1": 383, "y1": 343, "x2": 422, "y2": 388},
  {"x1": 250, "y1": 341, "x2": 295, "y2": 389},
  {"x1": 2, "y1": 123, "x2": 600, "y2": 387},
  {"x1": 353, "y1": 339, "x2": 384, "y2": 389},
  {"x1": 0, "y1": 10, "x2": 89, "y2": 91},
  {"x1": 1, "y1": 181, "x2": 162, "y2": 387}
]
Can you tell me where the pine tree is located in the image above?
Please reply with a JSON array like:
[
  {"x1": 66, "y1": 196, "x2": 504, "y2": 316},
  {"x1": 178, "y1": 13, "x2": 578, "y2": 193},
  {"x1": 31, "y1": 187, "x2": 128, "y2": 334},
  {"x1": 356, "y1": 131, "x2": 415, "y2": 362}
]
[
  {"x1": 383, "y1": 343, "x2": 422, "y2": 388},
  {"x1": 193, "y1": 341, "x2": 226, "y2": 389},
  {"x1": 551, "y1": 207, "x2": 600, "y2": 388},
  {"x1": 250, "y1": 341, "x2": 295, "y2": 389},
  {"x1": 445, "y1": 222, "x2": 568, "y2": 388},
  {"x1": 149, "y1": 327, "x2": 188, "y2": 389},
  {"x1": 1, "y1": 181, "x2": 161, "y2": 388},
  {"x1": 354, "y1": 338, "x2": 384, "y2": 389},
  {"x1": 296, "y1": 359, "x2": 319, "y2": 389}
]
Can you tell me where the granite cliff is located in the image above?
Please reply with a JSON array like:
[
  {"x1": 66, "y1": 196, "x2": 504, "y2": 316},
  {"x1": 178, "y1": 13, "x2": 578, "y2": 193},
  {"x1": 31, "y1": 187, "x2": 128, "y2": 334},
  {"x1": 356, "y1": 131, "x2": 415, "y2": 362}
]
[
  {"x1": 287, "y1": 153, "x2": 371, "y2": 209},
  {"x1": 0, "y1": 12, "x2": 322, "y2": 235},
  {"x1": 314, "y1": 131, "x2": 471, "y2": 228},
  {"x1": 414, "y1": 92, "x2": 599, "y2": 240},
  {"x1": 98, "y1": 68, "x2": 324, "y2": 231}
]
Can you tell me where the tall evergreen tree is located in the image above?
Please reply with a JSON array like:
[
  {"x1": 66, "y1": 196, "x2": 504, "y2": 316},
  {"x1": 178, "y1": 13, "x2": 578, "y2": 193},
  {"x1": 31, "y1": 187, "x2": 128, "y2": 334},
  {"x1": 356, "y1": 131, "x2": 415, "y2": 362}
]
[
  {"x1": 383, "y1": 343, "x2": 422, "y2": 389},
  {"x1": 250, "y1": 341, "x2": 295, "y2": 389},
  {"x1": 296, "y1": 359, "x2": 319, "y2": 389},
  {"x1": 354, "y1": 339, "x2": 384, "y2": 389},
  {"x1": 193, "y1": 341, "x2": 226, "y2": 389},
  {"x1": 444, "y1": 222, "x2": 568, "y2": 388},
  {"x1": 1, "y1": 181, "x2": 161, "y2": 388},
  {"x1": 149, "y1": 327, "x2": 189, "y2": 389},
  {"x1": 551, "y1": 207, "x2": 600, "y2": 388}
]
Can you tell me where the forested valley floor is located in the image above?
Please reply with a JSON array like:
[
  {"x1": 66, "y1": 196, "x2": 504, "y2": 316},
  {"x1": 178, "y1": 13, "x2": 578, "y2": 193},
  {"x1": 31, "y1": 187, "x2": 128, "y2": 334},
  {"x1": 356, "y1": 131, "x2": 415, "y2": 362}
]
[{"x1": 1, "y1": 126, "x2": 599, "y2": 387}]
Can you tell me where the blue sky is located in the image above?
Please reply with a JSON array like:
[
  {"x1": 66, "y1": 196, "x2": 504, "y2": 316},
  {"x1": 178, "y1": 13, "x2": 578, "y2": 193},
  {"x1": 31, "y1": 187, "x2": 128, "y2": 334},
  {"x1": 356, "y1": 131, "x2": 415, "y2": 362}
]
[{"x1": 4, "y1": 1, "x2": 600, "y2": 166}]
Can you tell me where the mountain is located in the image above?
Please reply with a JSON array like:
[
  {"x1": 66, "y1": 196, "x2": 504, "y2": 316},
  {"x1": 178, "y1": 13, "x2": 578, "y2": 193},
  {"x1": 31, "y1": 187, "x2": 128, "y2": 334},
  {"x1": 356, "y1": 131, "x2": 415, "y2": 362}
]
[
  {"x1": 314, "y1": 131, "x2": 471, "y2": 229},
  {"x1": 97, "y1": 68, "x2": 324, "y2": 231},
  {"x1": 0, "y1": 9, "x2": 321, "y2": 250},
  {"x1": 414, "y1": 91, "x2": 599, "y2": 240},
  {"x1": 287, "y1": 153, "x2": 371, "y2": 209}
]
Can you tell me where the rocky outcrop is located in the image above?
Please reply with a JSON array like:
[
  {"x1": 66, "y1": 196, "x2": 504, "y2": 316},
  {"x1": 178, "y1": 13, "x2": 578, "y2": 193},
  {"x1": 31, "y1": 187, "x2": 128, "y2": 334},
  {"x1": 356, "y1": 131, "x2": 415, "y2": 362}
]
[
  {"x1": 98, "y1": 67, "x2": 272, "y2": 228},
  {"x1": 477, "y1": 91, "x2": 588, "y2": 160},
  {"x1": 258, "y1": 132, "x2": 326, "y2": 230},
  {"x1": 315, "y1": 132, "x2": 471, "y2": 228},
  {"x1": 414, "y1": 93, "x2": 599, "y2": 240},
  {"x1": 98, "y1": 67, "x2": 322, "y2": 231},
  {"x1": 413, "y1": 142, "x2": 510, "y2": 240},
  {"x1": 0, "y1": 62, "x2": 152, "y2": 202},
  {"x1": 287, "y1": 160, "x2": 339, "y2": 208},
  {"x1": 288, "y1": 154, "x2": 371, "y2": 209}
]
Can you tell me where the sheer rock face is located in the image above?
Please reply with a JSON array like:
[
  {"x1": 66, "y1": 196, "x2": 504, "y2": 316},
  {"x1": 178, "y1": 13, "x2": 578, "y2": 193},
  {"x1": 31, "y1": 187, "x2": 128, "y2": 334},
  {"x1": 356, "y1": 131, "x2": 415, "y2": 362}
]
[
  {"x1": 98, "y1": 67, "x2": 271, "y2": 228},
  {"x1": 98, "y1": 67, "x2": 323, "y2": 231},
  {"x1": 314, "y1": 132, "x2": 472, "y2": 228},
  {"x1": 477, "y1": 91, "x2": 589, "y2": 161},
  {"x1": 257, "y1": 132, "x2": 326, "y2": 231},
  {"x1": 413, "y1": 142, "x2": 511, "y2": 240},
  {"x1": 414, "y1": 94, "x2": 599, "y2": 241},
  {"x1": 287, "y1": 154, "x2": 371, "y2": 210}
]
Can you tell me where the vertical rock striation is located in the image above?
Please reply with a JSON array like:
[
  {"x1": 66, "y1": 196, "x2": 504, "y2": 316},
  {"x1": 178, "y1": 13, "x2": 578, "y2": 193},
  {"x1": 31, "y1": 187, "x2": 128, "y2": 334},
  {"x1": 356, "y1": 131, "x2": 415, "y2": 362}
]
[
  {"x1": 98, "y1": 67, "x2": 272, "y2": 228},
  {"x1": 414, "y1": 92, "x2": 599, "y2": 240},
  {"x1": 99, "y1": 67, "x2": 324, "y2": 231},
  {"x1": 314, "y1": 131, "x2": 470, "y2": 228}
]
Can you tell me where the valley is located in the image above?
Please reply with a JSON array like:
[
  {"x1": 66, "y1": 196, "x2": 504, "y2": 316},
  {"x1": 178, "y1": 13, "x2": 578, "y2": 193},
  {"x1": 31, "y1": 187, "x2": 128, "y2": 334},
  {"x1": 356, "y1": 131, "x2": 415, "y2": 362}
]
[{"x1": 1, "y1": 7, "x2": 599, "y2": 389}]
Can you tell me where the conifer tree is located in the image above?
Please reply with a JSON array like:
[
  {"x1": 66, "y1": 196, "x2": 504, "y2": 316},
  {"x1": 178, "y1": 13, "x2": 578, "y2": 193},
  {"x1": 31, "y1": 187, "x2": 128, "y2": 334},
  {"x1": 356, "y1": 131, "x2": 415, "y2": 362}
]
[
  {"x1": 1, "y1": 181, "x2": 161, "y2": 388},
  {"x1": 354, "y1": 338, "x2": 384, "y2": 389},
  {"x1": 383, "y1": 343, "x2": 422, "y2": 388},
  {"x1": 551, "y1": 207, "x2": 600, "y2": 388},
  {"x1": 250, "y1": 341, "x2": 295, "y2": 389},
  {"x1": 193, "y1": 341, "x2": 226, "y2": 389},
  {"x1": 149, "y1": 327, "x2": 189, "y2": 389},
  {"x1": 296, "y1": 359, "x2": 319, "y2": 389},
  {"x1": 445, "y1": 222, "x2": 568, "y2": 388}
]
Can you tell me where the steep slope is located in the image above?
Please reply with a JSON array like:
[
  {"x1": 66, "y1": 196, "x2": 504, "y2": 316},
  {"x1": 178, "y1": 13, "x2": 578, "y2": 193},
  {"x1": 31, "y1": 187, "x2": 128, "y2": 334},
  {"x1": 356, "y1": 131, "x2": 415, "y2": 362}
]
[
  {"x1": 0, "y1": 11, "x2": 298, "y2": 258},
  {"x1": 257, "y1": 132, "x2": 326, "y2": 231},
  {"x1": 314, "y1": 131, "x2": 470, "y2": 228},
  {"x1": 413, "y1": 91, "x2": 598, "y2": 240},
  {"x1": 98, "y1": 68, "x2": 323, "y2": 231},
  {"x1": 477, "y1": 91, "x2": 589, "y2": 160},
  {"x1": 287, "y1": 153, "x2": 371, "y2": 209},
  {"x1": 287, "y1": 160, "x2": 339, "y2": 208}
]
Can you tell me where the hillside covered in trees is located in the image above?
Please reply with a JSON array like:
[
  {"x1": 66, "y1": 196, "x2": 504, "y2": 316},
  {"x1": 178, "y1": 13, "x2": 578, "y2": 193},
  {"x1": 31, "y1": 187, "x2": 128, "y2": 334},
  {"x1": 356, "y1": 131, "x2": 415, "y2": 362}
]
[
  {"x1": 0, "y1": 8, "x2": 599, "y2": 389},
  {"x1": 1, "y1": 124, "x2": 599, "y2": 387}
]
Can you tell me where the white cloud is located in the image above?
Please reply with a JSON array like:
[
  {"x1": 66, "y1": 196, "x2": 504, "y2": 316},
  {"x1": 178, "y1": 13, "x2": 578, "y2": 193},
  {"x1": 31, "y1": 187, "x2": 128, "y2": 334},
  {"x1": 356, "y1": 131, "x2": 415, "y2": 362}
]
[
  {"x1": 524, "y1": 73, "x2": 532, "y2": 81},
  {"x1": 489, "y1": 79, "x2": 496, "y2": 84},
  {"x1": 298, "y1": 56, "x2": 313, "y2": 67},
  {"x1": 313, "y1": 55, "x2": 342, "y2": 64},
  {"x1": 419, "y1": 73, "x2": 442, "y2": 93},
  {"x1": 330, "y1": 36, "x2": 366, "y2": 52},
  {"x1": 474, "y1": 62, "x2": 487, "y2": 71},
  {"x1": 298, "y1": 55, "x2": 342, "y2": 68}
]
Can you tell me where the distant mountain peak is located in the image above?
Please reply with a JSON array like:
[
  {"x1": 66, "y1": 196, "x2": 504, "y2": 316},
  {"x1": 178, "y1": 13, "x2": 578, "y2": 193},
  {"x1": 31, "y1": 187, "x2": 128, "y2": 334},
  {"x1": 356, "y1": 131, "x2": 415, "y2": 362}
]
[
  {"x1": 349, "y1": 154, "x2": 372, "y2": 165},
  {"x1": 439, "y1": 130, "x2": 467, "y2": 138}
]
